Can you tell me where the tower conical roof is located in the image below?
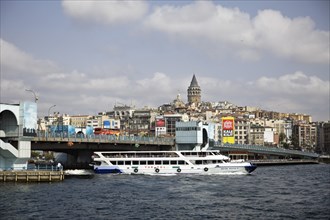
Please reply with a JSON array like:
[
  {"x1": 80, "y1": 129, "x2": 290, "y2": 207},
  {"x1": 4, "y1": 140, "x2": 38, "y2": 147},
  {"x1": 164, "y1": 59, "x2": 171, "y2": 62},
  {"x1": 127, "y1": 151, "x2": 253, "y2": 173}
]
[{"x1": 190, "y1": 74, "x2": 199, "y2": 87}]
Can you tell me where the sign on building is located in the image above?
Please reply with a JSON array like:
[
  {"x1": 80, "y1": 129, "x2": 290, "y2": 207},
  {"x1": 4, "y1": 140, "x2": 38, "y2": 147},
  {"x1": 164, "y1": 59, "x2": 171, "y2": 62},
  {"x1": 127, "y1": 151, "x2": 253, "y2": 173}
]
[
  {"x1": 155, "y1": 117, "x2": 166, "y2": 137},
  {"x1": 222, "y1": 117, "x2": 235, "y2": 144}
]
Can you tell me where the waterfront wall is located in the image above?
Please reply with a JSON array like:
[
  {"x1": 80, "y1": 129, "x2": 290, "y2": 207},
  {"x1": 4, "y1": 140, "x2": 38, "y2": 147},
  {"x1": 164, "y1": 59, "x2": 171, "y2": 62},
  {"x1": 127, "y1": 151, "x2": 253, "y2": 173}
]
[
  {"x1": 0, "y1": 170, "x2": 64, "y2": 182},
  {"x1": 250, "y1": 159, "x2": 319, "y2": 166}
]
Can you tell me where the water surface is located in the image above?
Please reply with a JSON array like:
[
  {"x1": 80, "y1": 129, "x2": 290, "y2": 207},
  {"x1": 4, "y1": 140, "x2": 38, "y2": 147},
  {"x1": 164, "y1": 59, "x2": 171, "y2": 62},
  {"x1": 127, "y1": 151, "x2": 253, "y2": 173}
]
[{"x1": 1, "y1": 164, "x2": 329, "y2": 219}]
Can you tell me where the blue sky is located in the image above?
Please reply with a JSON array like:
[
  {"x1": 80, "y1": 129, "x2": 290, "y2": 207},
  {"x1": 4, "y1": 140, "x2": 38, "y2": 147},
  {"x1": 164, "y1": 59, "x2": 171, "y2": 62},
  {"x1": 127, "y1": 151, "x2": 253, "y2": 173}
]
[{"x1": 1, "y1": 1, "x2": 329, "y2": 121}]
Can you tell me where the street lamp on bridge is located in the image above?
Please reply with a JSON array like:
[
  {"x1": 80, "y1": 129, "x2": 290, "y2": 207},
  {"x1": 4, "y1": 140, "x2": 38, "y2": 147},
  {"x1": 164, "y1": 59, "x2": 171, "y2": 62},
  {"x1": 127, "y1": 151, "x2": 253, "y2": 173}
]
[
  {"x1": 48, "y1": 105, "x2": 56, "y2": 120},
  {"x1": 25, "y1": 89, "x2": 39, "y2": 103},
  {"x1": 47, "y1": 105, "x2": 56, "y2": 134}
]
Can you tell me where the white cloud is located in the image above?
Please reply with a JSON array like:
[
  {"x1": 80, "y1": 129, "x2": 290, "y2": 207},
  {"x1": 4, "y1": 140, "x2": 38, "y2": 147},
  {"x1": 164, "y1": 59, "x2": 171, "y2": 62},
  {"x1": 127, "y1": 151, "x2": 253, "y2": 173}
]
[
  {"x1": 145, "y1": 1, "x2": 329, "y2": 64},
  {"x1": 0, "y1": 40, "x2": 179, "y2": 114},
  {"x1": 247, "y1": 72, "x2": 329, "y2": 118},
  {"x1": 0, "y1": 39, "x2": 58, "y2": 76},
  {"x1": 1, "y1": 39, "x2": 328, "y2": 120},
  {"x1": 62, "y1": 0, "x2": 148, "y2": 25},
  {"x1": 137, "y1": 72, "x2": 170, "y2": 91},
  {"x1": 254, "y1": 71, "x2": 329, "y2": 95},
  {"x1": 0, "y1": 79, "x2": 27, "y2": 102},
  {"x1": 253, "y1": 10, "x2": 329, "y2": 63}
]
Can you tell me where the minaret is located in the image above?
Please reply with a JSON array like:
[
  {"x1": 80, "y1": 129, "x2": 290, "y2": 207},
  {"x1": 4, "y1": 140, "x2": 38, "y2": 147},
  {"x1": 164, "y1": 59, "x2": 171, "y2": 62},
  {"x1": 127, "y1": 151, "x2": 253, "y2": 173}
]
[{"x1": 187, "y1": 74, "x2": 201, "y2": 104}]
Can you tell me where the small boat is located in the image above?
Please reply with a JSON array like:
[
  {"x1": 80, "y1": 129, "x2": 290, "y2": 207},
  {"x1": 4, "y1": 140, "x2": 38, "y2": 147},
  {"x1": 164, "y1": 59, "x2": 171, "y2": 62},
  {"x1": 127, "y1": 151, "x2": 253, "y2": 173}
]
[{"x1": 91, "y1": 150, "x2": 256, "y2": 175}]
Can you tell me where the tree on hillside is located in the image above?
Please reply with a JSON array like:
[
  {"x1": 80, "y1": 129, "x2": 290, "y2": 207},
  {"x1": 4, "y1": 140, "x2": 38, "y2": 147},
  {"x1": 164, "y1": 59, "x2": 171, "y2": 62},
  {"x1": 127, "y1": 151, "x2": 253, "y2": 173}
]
[{"x1": 279, "y1": 132, "x2": 286, "y2": 144}]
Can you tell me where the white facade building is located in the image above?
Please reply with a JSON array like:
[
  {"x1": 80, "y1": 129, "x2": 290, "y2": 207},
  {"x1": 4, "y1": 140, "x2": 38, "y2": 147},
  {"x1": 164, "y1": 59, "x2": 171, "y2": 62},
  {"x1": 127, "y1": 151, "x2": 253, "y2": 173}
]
[
  {"x1": 1, "y1": 102, "x2": 36, "y2": 170},
  {"x1": 175, "y1": 121, "x2": 210, "y2": 151},
  {"x1": 264, "y1": 127, "x2": 275, "y2": 145}
]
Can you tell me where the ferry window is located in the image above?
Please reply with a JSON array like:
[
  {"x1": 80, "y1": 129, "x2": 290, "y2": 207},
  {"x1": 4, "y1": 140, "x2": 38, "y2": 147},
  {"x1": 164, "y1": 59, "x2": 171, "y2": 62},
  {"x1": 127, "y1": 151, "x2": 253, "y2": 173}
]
[
  {"x1": 170, "y1": 161, "x2": 177, "y2": 165},
  {"x1": 110, "y1": 161, "x2": 117, "y2": 165},
  {"x1": 133, "y1": 161, "x2": 139, "y2": 165},
  {"x1": 178, "y1": 161, "x2": 185, "y2": 165},
  {"x1": 118, "y1": 161, "x2": 124, "y2": 165},
  {"x1": 155, "y1": 161, "x2": 161, "y2": 165},
  {"x1": 218, "y1": 160, "x2": 223, "y2": 163},
  {"x1": 140, "y1": 161, "x2": 146, "y2": 165},
  {"x1": 212, "y1": 160, "x2": 217, "y2": 164},
  {"x1": 147, "y1": 161, "x2": 154, "y2": 165},
  {"x1": 163, "y1": 161, "x2": 169, "y2": 165},
  {"x1": 196, "y1": 160, "x2": 202, "y2": 165},
  {"x1": 125, "y1": 161, "x2": 131, "y2": 165},
  {"x1": 173, "y1": 153, "x2": 179, "y2": 157}
]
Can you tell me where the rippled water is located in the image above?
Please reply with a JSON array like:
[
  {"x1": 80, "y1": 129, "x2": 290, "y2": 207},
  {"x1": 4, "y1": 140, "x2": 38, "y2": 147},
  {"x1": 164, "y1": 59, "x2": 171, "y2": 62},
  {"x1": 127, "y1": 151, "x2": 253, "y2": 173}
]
[{"x1": 1, "y1": 164, "x2": 329, "y2": 219}]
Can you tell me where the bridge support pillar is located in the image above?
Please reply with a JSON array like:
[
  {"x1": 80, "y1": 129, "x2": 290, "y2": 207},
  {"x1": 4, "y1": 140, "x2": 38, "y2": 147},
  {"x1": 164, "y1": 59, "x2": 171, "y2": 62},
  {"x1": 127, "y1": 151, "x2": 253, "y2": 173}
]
[
  {"x1": 13, "y1": 141, "x2": 31, "y2": 170},
  {"x1": 0, "y1": 140, "x2": 31, "y2": 170}
]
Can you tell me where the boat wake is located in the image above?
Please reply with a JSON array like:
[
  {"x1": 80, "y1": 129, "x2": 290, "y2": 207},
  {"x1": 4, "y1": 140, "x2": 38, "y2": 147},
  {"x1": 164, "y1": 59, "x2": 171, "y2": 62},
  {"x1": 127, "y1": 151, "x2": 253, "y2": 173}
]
[
  {"x1": 144, "y1": 173, "x2": 177, "y2": 176},
  {"x1": 65, "y1": 169, "x2": 95, "y2": 178},
  {"x1": 199, "y1": 172, "x2": 250, "y2": 176}
]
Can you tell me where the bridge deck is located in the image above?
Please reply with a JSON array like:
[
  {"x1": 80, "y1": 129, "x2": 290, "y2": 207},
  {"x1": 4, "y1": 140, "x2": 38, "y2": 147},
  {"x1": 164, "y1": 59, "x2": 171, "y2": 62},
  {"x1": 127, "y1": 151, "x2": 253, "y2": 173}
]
[
  {"x1": 33, "y1": 134, "x2": 175, "y2": 146},
  {"x1": 30, "y1": 134, "x2": 319, "y2": 158},
  {"x1": 214, "y1": 144, "x2": 319, "y2": 158}
]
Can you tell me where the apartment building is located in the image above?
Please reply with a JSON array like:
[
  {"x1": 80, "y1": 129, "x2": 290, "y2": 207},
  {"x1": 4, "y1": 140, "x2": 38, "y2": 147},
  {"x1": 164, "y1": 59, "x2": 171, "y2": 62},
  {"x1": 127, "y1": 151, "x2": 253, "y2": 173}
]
[
  {"x1": 70, "y1": 115, "x2": 90, "y2": 128},
  {"x1": 163, "y1": 113, "x2": 184, "y2": 137},
  {"x1": 249, "y1": 124, "x2": 265, "y2": 146},
  {"x1": 316, "y1": 122, "x2": 330, "y2": 154},
  {"x1": 129, "y1": 109, "x2": 157, "y2": 136},
  {"x1": 265, "y1": 119, "x2": 293, "y2": 144},
  {"x1": 86, "y1": 116, "x2": 101, "y2": 129},
  {"x1": 289, "y1": 113, "x2": 312, "y2": 123},
  {"x1": 234, "y1": 119, "x2": 250, "y2": 144},
  {"x1": 292, "y1": 122, "x2": 317, "y2": 151}
]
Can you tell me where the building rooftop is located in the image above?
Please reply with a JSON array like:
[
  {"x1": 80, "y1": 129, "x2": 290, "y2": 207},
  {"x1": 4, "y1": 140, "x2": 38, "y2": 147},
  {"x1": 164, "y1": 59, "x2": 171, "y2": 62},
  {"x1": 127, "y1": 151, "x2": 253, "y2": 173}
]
[{"x1": 190, "y1": 74, "x2": 199, "y2": 87}]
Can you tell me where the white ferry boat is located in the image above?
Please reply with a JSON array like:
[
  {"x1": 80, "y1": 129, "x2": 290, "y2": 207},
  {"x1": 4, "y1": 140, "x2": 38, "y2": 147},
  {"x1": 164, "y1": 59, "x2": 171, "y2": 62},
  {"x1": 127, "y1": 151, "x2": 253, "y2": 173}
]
[{"x1": 91, "y1": 150, "x2": 257, "y2": 175}]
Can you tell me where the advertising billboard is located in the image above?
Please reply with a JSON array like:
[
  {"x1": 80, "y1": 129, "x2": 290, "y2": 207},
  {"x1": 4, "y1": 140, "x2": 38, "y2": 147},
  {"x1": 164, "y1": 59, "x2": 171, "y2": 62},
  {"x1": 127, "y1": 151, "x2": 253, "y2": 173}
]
[
  {"x1": 222, "y1": 117, "x2": 235, "y2": 144},
  {"x1": 155, "y1": 117, "x2": 166, "y2": 136},
  {"x1": 103, "y1": 121, "x2": 110, "y2": 129},
  {"x1": 156, "y1": 118, "x2": 165, "y2": 127}
]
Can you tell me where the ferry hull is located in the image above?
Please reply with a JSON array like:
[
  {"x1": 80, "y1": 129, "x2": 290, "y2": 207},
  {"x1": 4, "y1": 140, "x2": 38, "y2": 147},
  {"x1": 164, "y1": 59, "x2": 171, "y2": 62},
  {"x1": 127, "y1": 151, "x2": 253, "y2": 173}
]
[
  {"x1": 245, "y1": 164, "x2": 257, "y2": 173},
  {"x1": 94, "y1": 163, "x2": 256, "y2": 175},
  {"x1": 94, "y1": 166, "x2": 123, "y2": 174}
]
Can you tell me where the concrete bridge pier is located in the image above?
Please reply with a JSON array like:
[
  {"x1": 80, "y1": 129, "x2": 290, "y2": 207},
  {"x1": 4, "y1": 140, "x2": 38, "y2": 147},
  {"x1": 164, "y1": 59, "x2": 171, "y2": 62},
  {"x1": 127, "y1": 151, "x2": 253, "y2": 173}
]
[
  {"x1": 1, "y1": 102, "x2": 36, "y2": 170},
  {"x1": 0, "y1": 139, "x2": 31, "y2": 170}
]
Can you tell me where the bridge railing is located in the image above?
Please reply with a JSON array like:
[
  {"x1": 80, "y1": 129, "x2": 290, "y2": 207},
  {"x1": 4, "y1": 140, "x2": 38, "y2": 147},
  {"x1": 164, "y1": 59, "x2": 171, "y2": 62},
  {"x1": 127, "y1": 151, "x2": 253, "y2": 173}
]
[
  {"x1": 215, "y1": 143, "x2": 319, "y2": 158},
  {"x1": 34, "y1": 132, "x2": 175, "y2": 145},
  {"x1": 0, "y1": 164, "x2": 61, "y2": 171}
]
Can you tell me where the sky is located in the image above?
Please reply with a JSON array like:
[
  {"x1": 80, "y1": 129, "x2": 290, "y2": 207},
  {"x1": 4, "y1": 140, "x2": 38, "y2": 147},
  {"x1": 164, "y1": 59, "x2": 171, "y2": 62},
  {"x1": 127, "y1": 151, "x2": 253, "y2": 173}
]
[{"x1": 0, "y1": 0, "x2": 329, "y2": 121}]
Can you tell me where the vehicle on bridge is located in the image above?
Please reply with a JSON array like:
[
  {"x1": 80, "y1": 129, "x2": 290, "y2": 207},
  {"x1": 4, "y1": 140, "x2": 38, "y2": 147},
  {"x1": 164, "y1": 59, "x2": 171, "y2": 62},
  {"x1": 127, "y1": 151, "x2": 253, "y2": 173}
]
[
  {"x1": 94, "y1": 128, "x2": 120, "y2": 136},
  {"x1": 91, "y1": 150, "x2": 257, "y2": 175}
]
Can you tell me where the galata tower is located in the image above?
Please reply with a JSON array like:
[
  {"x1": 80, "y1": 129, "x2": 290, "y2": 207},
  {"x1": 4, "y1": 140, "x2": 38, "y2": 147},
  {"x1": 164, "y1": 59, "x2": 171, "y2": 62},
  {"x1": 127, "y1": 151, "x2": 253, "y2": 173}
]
[{"x1": 187, "y1": 74, "x2": 201, "y2": 105}]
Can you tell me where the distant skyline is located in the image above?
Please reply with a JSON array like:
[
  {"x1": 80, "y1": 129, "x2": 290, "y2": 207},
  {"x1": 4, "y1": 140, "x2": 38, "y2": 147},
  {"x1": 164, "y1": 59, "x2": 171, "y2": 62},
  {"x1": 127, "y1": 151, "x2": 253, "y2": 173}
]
[{"x1": 1, "y1": 1, "x2": 329, "y2": 121}]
